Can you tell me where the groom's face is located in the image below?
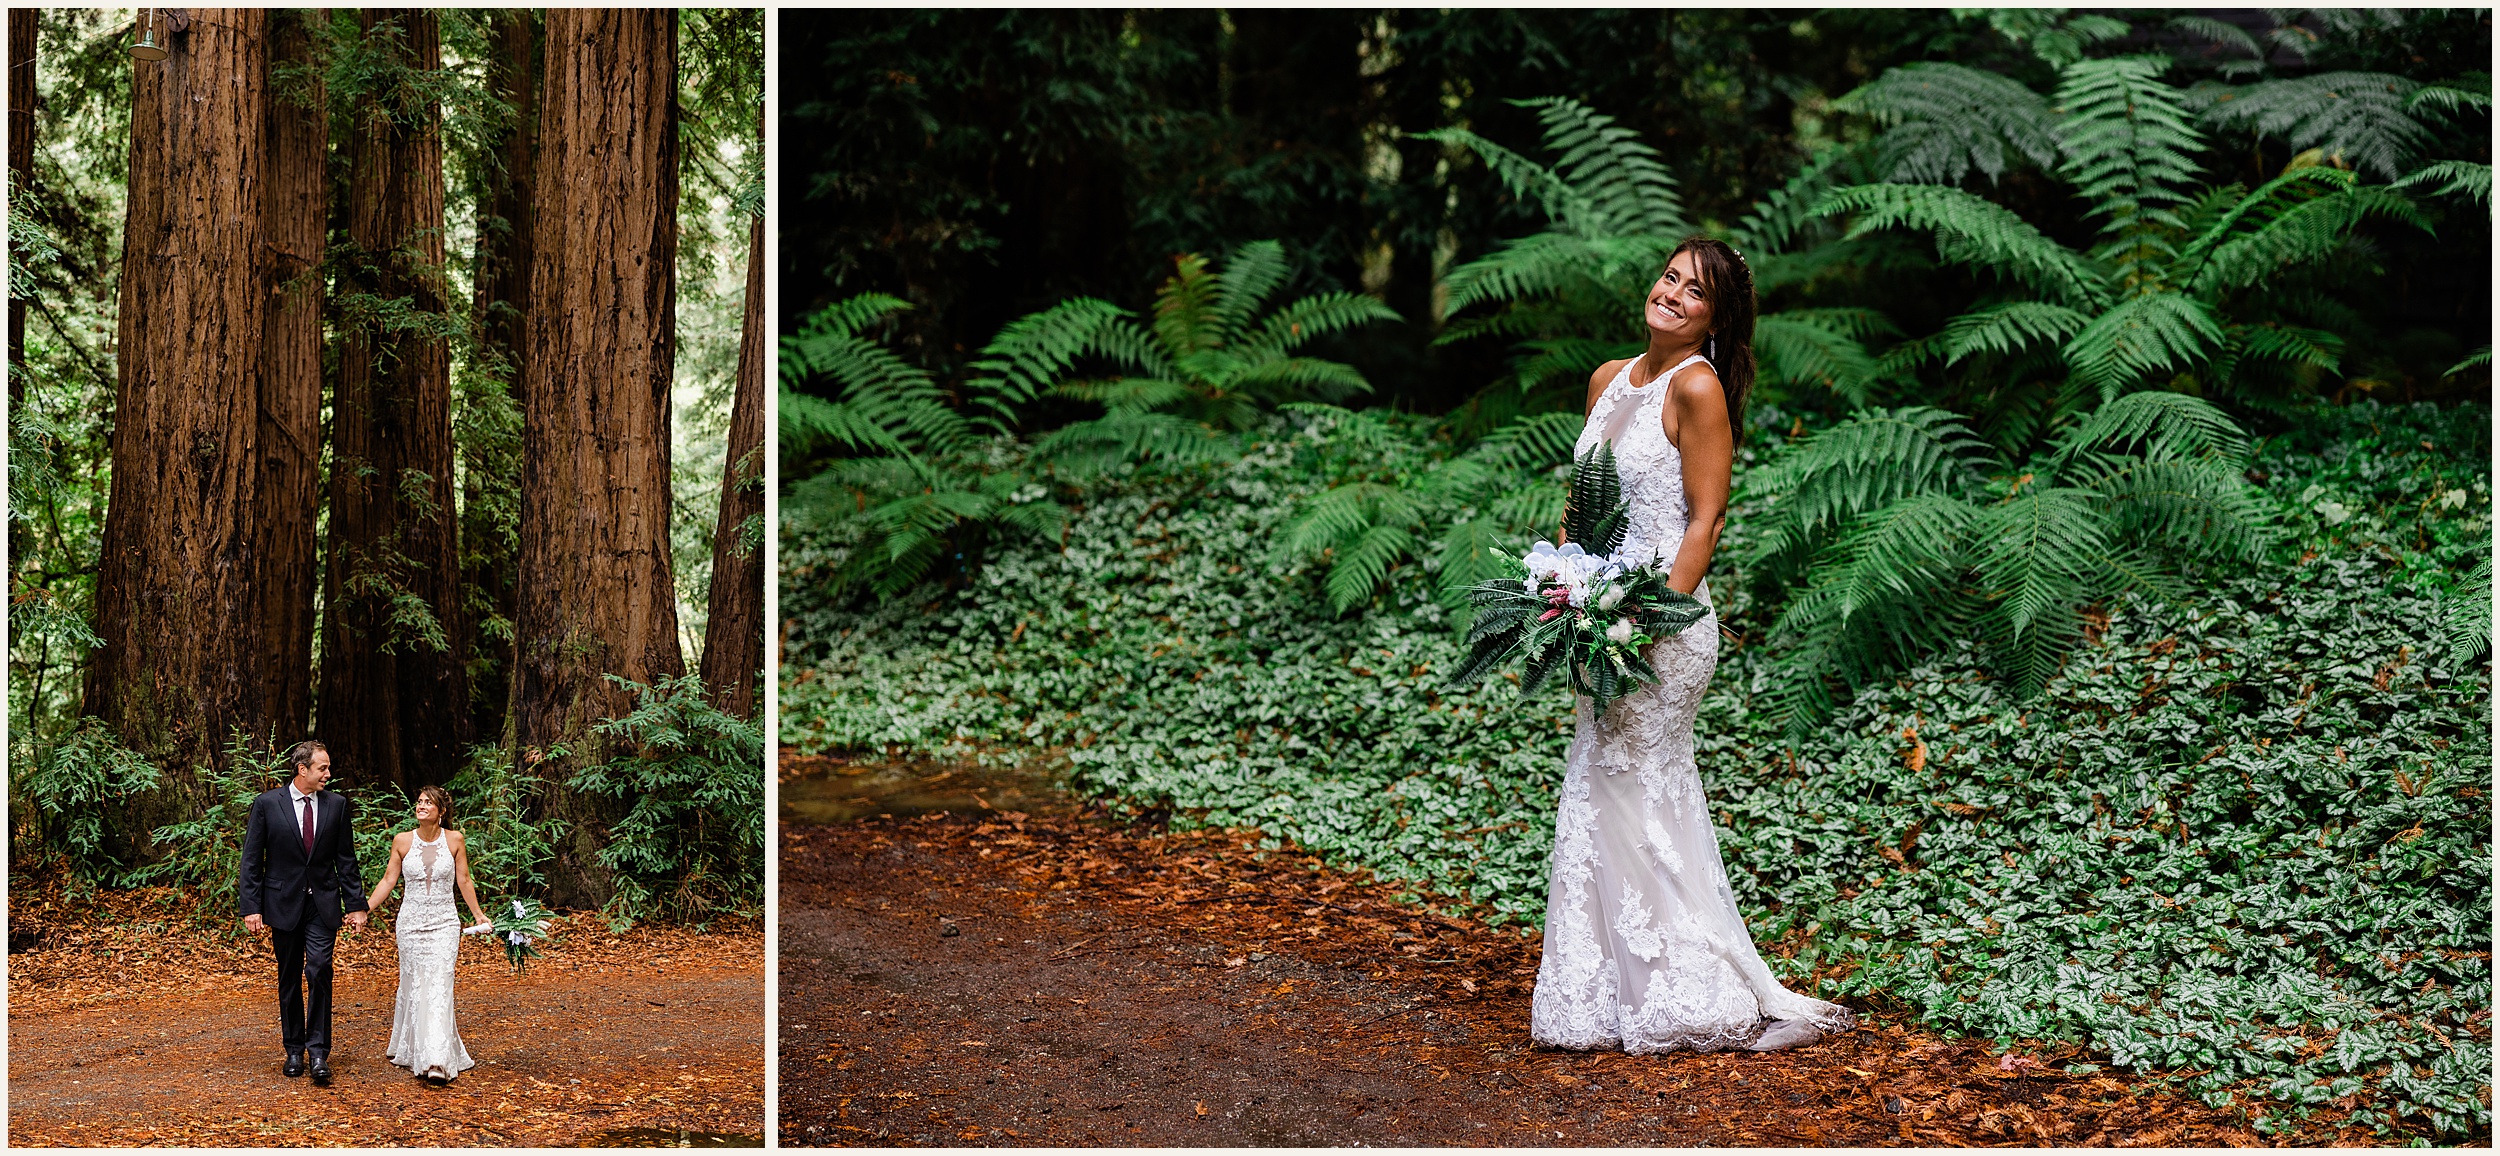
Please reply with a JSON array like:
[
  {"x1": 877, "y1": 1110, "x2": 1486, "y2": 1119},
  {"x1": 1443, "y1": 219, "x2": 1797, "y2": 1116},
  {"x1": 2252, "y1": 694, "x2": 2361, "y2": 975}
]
[{"x1": 292, "y1": 750, "x2": 332, "y2": 794}]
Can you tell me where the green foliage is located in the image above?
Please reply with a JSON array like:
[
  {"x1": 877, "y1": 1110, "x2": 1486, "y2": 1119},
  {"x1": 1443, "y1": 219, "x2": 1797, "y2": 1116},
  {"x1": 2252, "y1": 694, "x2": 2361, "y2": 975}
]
[
  {"x1": 782, "y1": 399, "x2": 2490, "y2": 1141},
  {"x1": 124, "y1": 732, "x2": 292, "y2": 896},
  {"x1": 1750, "y1": 391, "x2": 2272, "y2": 732},
  {"x1": 9, "y1": 719, "x2": 164, "y2": 886},
  {"x1": 1834, "y1": 62, "x2": 2059, "y2": 186},
  {"x1": 2194, "y1": 71, "x2": 2460, "y2": 181},
  {"x1": 442, "y1": 744, "x2": 568, "y2": 901},
  {"x1": 567, "y1": 675, "x2": 765, "y2": 930}
]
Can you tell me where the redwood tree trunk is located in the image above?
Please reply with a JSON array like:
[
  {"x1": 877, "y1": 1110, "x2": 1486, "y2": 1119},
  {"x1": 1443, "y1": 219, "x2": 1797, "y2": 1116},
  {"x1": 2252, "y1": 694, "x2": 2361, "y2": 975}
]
[
  {"x1": 462, "y1": 8, "x2": 541, "y2": 745},
  {"x1": 512, "y1": 8, "x2": 685, "y2": 909},
  {"x1": 256, "y1": 8, "x2": 325, "y2": 741},
  {"x1": 320, "y1": 8, "x2": 466, "y2": 795},
  {"x1": 87, "y1": 8, "x2": 276, "y2": 852},
  {"x1": 8, "y1": 7, "x2": 34, "y2": 382},
  {"x1": 698, "y1": 209, "x2": 765, "y2": 720}
]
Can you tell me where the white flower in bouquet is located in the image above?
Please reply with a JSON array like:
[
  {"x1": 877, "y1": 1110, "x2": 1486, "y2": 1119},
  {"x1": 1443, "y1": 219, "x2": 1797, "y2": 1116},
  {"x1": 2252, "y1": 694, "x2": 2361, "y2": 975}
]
[
  {"x1": 1597, "y1": 584, "x2": 1627, "y2": 613},
  {"x1": 1606, "y1": 618, "x2": 1635, "y2": 644}
]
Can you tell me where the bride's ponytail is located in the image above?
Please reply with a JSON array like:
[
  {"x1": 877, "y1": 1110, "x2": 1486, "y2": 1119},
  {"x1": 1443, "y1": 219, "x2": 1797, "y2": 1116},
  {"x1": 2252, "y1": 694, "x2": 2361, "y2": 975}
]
[{"x1": 1666, "y1": 237, "x2": 1755, "y2": 443}]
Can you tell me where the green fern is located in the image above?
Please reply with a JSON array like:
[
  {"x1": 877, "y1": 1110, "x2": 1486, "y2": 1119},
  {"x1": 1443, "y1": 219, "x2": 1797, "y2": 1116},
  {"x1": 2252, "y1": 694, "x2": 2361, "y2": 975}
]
[
  {"x1": 2196, "y1": 71, "x2": 2442, "y2": 181},
  {"x1": 1753, "y1": 392, "x2": 2269, "y2": 730},
  {"x1": 1835, "y1": 62, "x2": 2060, "y2": 186}
]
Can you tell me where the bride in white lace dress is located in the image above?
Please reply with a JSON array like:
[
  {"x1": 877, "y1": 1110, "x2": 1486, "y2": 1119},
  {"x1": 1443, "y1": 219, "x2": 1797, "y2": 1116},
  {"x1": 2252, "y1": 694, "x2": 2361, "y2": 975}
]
[
  {"x1": 365, "y1": 785, "x2": 495, "y2": 1083},
  {"x1": 1530, "y1": 238, "x2": 1855, "y2": 1055}
]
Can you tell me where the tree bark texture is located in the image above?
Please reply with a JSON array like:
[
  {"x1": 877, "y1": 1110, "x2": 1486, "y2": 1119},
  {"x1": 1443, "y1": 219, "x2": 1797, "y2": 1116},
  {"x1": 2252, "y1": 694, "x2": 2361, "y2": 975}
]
[
  {"x1": 87, "y1": 8, "x2": 276, "y2": 852},
  {"x1": 256, "y1": 8, "x2": 325, "y2": 742},
  {"x1": 698, "y1": 209, "x2": 766, "y2": 720},
  {"x1": 321, "y1": 8, "x2": 466, "y2": 796},
  {"x1": 461, "y1": 5, "x2": 539, "y2": 747},
  {"x1": 8, "y1": 7, "x2": 34, "y2": 382},
  {"x1": 513, "y1": 8, "x2": 685, "y2": 909}
]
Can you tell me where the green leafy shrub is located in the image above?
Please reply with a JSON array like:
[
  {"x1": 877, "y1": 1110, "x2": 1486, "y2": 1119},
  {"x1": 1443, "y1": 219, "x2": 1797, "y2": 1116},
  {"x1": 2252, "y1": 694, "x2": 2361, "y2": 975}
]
[
  {"x1": 783, "y1": 398, "x2": 2489, "y2": 1140},
  {"x1": 124, "y1": 731, "x2": 291, "y2": 897},
  {"x1": 568, "y1": 674, "x2": 765, "y2": 929},
  {"x1": 9, "y1": 718, "x2": 162, "y2": 885},
  {"x1": 440, "y1": 743, "x2": 569, "y2": 901}
]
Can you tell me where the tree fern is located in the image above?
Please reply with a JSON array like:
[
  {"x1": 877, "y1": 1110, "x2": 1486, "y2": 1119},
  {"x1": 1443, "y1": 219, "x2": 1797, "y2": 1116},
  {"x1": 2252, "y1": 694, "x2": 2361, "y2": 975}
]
[
  {"x1": 2196, "y1": 71, "x2": 2442, "y2": 181},
  {"x1": 1836, "y1": 62, "x2": 2061, "y2": 186},
  {"x1": 1745, "y1": 406, "x2": 1997, "y2": 578},
  {"x1": 1816, "y1": 183, "x2": 2104, "y2": 308}
]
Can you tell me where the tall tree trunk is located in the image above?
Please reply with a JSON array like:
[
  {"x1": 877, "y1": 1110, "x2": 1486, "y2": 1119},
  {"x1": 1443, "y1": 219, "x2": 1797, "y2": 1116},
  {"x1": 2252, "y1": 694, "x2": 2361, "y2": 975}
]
[
  {"x1": 697, "y1": 208, "x2": 765, "y2": 720},
  {"x1": 8, "y1": 7, "x2": 34, "y2": 385},
  {"x1": 321, "y1": 8, "x2": 465, "y2": 796},
  {"x1": 257, "y1": 8, "x2": 325, "y2": 742},
  {"x1": 87, "y1": 8, "x2": 275, "y2": 855},
  {"x1": 513, "y1": 8, "x2": 684, "y2": 909},
  {"x1": 462, "y1": 7, "x2": 540, "y2": 746}
]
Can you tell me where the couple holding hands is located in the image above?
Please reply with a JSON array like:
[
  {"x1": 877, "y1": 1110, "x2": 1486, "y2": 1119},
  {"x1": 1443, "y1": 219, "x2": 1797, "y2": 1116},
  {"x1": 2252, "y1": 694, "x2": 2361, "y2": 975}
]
[{"x1": 236, "y1": 741, "x2": 498, "y2": 1086}]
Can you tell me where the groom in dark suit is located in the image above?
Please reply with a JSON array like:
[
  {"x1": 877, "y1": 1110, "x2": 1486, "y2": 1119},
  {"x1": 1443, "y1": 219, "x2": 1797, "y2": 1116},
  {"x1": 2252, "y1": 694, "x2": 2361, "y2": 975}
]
[{"x1": 237, "y1": 740, "x2": 368, "y2": 1084}]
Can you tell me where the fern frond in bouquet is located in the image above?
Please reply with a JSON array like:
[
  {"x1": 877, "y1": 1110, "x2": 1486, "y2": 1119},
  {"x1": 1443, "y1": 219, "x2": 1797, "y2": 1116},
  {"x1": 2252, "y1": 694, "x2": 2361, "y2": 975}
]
[
  {"x1": 481, "y1": 898, "x2": 556, "y2": 973},
  {"x1": 1449, "y1": 442, "x2": 1710, "y2": 715}
]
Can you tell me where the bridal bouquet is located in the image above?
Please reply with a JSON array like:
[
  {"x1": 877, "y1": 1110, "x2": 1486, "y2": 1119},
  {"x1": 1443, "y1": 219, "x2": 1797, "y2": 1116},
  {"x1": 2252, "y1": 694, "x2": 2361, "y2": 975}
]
[
  {"x1": 484, "y1": 898, "x2": 555, "y2": 973},
  {"x1": 1447, "y1": 442, "x2": 1709, "y2": 716}
]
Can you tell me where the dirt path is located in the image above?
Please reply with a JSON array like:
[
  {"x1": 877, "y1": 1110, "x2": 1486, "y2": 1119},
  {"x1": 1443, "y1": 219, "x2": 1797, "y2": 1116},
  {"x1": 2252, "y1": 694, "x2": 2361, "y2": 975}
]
[
  {"x1": 7, "y1": 906, "x2": 763, "y2": 1148},
  {"x1": 779, "y1": 794, "x2": 2290, "y2": 1147}
]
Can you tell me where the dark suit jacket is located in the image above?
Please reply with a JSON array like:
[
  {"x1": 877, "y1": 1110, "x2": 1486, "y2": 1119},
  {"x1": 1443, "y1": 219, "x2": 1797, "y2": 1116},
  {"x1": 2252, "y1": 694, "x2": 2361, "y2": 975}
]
[{"x1": 237, "y1": 786, "x2": 368, "y2": 932}]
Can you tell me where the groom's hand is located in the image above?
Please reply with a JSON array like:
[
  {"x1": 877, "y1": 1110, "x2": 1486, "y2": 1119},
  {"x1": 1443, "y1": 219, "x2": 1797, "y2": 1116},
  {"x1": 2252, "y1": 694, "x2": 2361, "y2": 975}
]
[
  {"x1": 345, "y1": 910, "x2": 368, "y2": 932},
  {"x1": 244, "y1": 914, "x2": 267, "y2": 935}
]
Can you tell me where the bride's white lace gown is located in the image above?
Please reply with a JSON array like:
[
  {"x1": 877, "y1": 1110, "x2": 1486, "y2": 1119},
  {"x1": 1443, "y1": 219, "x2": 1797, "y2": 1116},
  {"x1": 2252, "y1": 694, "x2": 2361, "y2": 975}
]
[
  {"x1": 1529, "y1": 354, "x2": 1855, "y2": 1053},
  {"x1": 385, "y1": 831, "x2": 476, "y2": 1079}
]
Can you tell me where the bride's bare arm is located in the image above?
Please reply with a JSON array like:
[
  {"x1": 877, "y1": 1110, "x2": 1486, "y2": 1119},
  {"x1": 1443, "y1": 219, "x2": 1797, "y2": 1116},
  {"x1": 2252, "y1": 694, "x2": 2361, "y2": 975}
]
[
  {"x1": 450, "y1": 831, "x2": 491, "y2": 927},
  {"x1": 366, "y1": 831, "x2": 409, "y2": 912},
  {"x1": 1662, "y1": 367, "x2": 1733, "y2": 596}
]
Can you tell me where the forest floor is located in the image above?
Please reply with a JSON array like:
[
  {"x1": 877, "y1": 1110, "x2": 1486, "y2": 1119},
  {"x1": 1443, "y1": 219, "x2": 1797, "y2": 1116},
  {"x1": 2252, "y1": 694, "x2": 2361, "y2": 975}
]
[
  {"x1": 6, "y1": 887, "x2": 763, "y2": 1147},
  {"x1": 779, "y1": 751, "x2": 2375, "y2": 1148}
]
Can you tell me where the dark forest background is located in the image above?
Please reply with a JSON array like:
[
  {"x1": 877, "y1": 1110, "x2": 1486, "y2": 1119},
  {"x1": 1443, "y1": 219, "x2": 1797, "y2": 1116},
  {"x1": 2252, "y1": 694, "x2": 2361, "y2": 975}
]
[{"x1": 782, "y1": 8, "x2": 2489, "y2": 419}]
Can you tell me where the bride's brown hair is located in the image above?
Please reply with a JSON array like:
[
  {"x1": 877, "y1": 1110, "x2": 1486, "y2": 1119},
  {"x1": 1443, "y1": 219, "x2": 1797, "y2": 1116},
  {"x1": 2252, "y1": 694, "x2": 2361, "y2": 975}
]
[
  {"x1": 1666, "y1": 236, "x2": 1755, "y2": 443},
  {"x1": 415, "y1": 784, "x2": 453, "y2": 829}
]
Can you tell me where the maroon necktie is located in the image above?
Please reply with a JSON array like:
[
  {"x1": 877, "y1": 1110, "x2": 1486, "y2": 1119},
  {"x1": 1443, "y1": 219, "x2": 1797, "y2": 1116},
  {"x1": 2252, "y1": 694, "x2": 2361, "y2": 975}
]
[{"x1": 301, "y1": 796, "x2": 315, "y2": 855}]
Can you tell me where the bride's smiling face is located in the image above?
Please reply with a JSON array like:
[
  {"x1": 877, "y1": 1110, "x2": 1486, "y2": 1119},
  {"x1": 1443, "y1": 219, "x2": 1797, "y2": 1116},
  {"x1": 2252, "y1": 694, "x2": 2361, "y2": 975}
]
[
  {"x1": 413, "y1": 796, "x2": 441, "y2": 825},
  {"x1": 1645, "y1": 250, "x2": 1715, "y2": 342}
]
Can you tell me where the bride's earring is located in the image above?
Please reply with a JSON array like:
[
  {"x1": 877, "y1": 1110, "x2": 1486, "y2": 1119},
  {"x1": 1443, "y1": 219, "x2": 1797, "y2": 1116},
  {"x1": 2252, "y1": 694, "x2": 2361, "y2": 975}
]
[{"x1": 1706, "y1": 334, "x2": 1716, "y2": 364}]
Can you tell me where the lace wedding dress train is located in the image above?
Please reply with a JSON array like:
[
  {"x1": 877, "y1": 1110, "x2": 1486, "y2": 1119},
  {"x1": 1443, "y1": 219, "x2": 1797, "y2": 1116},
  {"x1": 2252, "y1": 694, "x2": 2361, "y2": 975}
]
[
  {"x1": 1529, "y1": 355, "x2": 1855, "y2": 1053},
  {"x1": 386, "y1": 831, "x2": 476, "y2": 1079}
]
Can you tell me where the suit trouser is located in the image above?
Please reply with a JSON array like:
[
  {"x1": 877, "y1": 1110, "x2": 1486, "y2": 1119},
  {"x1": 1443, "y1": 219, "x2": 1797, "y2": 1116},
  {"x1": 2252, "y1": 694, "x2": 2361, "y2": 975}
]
[{"x1": 271, "y1": 920, "x2": 338, "y2": 1054}]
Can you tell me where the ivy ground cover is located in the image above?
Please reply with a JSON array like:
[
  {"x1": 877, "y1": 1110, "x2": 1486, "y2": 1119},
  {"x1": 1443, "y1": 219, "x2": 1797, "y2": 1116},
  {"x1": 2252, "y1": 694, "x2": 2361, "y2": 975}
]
[{"x1": 783, "y1": 401, "x2": 2490, "y2": 1140}]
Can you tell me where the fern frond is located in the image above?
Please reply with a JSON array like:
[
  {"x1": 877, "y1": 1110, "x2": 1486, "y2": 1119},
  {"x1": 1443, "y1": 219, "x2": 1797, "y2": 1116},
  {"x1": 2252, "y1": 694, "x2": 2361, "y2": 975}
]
[
  {"x1": 2195, "y1": 71, "x2": 2435, "y2": 180},
  {"x1": 1518, "y1": 96, "x2": 1691, "y2": 238},
  {"x1": 1733, "y1": 145, "x2": 1854, "y2": 255},
  {"x1": 1153, "y1": 252, "x2": 1224, "y2": 357},
  {"x1": 2443, "y1": 544, "x2": 2492, "y2": 664},
  {"x1": 961, "y1": 297, "x2": 1141, "y2": 420},
  {"x1": 1746, "y1": 406, "x2": 1996, "y2": 577},
  {"x1": 1278, "y1": 481, "x2": 1421, "y2": 560},
  {"x1": 1323, "y1": 523, "x2": 1417, "y2": 614},
  {"x1": 1817, "y1": 183, "x2": 2105, "y2": 308},
  {"x1": 2187, "y1": 179, "x2": 2430, "y2": 295},
  {"x1": 1434, "y1": 518, "x2": 1519, "y2": 607},
  {"x1": 1838, "y1": 62, "x2": 2060, "y2": 186},
  {"x1": 2071, "y1": 453, "x2": 2271, "y2": 560},
  {"x1": 2063, "y1": 292, "x2": 2225, "y2": 400},
  {"x1": 1564, "y1": 442, "x2": 1628, "y2": 554},
  {"x1": 1807, "y1": 492, "x2": 1980, "y2": 638},
  {"x1": 1940, "y1": 300, "x2": 2093, "y2": 364},
  {"x1": 1227, "y1": 357, "x2": 1375, "y2": 404},
  {"x1": 1755, "y1": 312, "x2": 1887, "y2": 405},
  {"x1": 2056, "y1": 56, "x2": 2208, "y2": 233},
  {"x1": 2445, "y1": 346, "x2": 2492, "y2": 379},
  {"x1": 1241, "y1": 292, "x2": 1403, "y2": 360},
  {"x1": 1030, "y1": 412, "x2": 1234, "y2": 475},
  {"x1": 1213, "y1": 240, "x2": 1291, "y2": 345},
  {"x1": 2230, "y1": 322, "x2": 2343, "y2": 372},
  {"x1": 1415, "y1": 126, "x2": 1589, "y2": 228},
  {"x1": 1972, "y1": 485, "x2": 2113, "y2": 695},
  {"x1": 2393, "y1": 160, "x2": 2493, "y2": 206},
  {"x1": 2054, "y1": 386, "x2": 2250, "y2": 467},
  {"x1": 1052, "y1": 376, "x2": 1198, "y2": 414},
  {"x1": 1468, "y1": 411, "x2": 1588, "y2": 471}
]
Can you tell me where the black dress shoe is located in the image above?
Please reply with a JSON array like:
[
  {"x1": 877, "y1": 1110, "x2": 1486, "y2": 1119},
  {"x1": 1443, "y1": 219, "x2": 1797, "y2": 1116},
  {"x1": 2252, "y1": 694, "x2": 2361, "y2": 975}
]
[
  {"x1": 308, "y1": 1052, "x2": 332, "y2": 1085},
  {"x1": 284, "y1": 1052, "x2": 306, "y2": 1078}
]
